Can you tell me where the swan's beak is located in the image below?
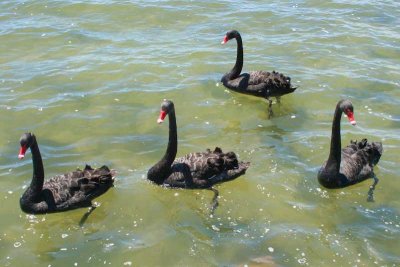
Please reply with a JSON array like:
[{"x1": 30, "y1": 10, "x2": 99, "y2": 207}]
[
  {"x1": 221, "y1": 35, "x2": 228, "y2": 44},
  {"x1": 157, "y1": 110, "x2": 167, "y2": 124},
  {"x1": 346, "y1": 111, "x2": 356, "y2": 125},
  {"x1": 18, "y1": 145, "x2": 27, "y2": 159}
]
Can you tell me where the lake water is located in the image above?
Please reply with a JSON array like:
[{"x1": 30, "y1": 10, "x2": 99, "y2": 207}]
[{"x1": 0, "y1": 1, "x2": 399, "y2": 266}]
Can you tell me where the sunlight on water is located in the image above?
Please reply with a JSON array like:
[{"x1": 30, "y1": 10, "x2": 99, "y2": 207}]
[{"x1": 0, "y1": 0, "x2": 399, "y2": 266}]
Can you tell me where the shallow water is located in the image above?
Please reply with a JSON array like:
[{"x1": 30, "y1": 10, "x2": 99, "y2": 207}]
[{"x1": 1, "y1": 1, "x2": 399, "y2": 266}]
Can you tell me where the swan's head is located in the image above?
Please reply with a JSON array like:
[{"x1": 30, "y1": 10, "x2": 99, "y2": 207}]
[
  {"x1": 221, "y1": 30, "x2": 240, "y2": 44},
  {"x1": 19, "y1": 132, "x2": 35, "y2": 159},
  {"x1": 340, "y1": 99, "x2": 356, "y2": 125},
  {"x1": 157, "y1": 99, "x2": 174, "y2": 124}
]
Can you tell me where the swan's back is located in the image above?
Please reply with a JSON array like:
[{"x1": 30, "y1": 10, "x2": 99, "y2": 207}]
[
  {"x1": 43, "y1": 165, "x2": 115, "y2": 209},
  {"x1": 164, "y1": 147, "x2": 249, "y2": 188},
  {"x1": 248, "y1": 70, "x2": 295, "y2": 95},
  {"x1": 340, "y1": 139, "x2": 382, "y2": 183},
  {"x1": 222, "y1": 70, "x2": 296, "y2": 98}
]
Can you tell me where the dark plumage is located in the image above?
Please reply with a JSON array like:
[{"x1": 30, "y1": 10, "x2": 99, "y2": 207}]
[
  {"x1": 18, "y1": 133, "x2": 115, "y2": 216},
  {"x1": 163, "y1": 147, "x2": 247, "y2": 188},
  {"x1": 147, "y1": 100, "x2": 249, "y2": 212},
  {"x1": 318, "y1": 100, "x2": 383, "y2": 199},
  {"x1": 221, "y1": 30, "x2": 296, "y2": 116},
  {"x1": 147, "y1": 100, "x2": 249, "y2": 189}
]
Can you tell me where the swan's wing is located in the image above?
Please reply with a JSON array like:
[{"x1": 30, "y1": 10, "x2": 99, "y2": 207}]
[
  {"x1": 340, "y1": 151, "x2": 373, "y2": 182},
  {"x1": 342, "y1": 139, "x2": 369, "y2": 155},
  {"x1": 43, "y1": 171, "x2": 84, "y2": 205},
  {"x1": 163, "y1": 163, "x2": 193, "y2": 188},
  {"x1": 248, "y1": 71, "x2": 296, "y2": 97},
  {"x1": 342, "y1": 142, "x2": 359, "y2": 155},
  {"x1": 223, "y1": 71, "x2": 295, "y2": 98},
  {"x1": 207, "y1": 161, "x2": 250, "y2": 185},
  {"x1": 340, "y1": 138, "x2": 383, "y2": 181},
  {"x1": 43, "y1": 165, "x2": 114, "y2": 207},
  {"x1": 169, "y1": 148, "x2": 249, "y2": 188},
  {"x1": 53, "y1": 192, "x2": 92, "y2": 211},
  {"x1": 223, "y1": 73, "x2": 265, "y2": 97},
  {"x1": 174, "y1": 148, "x2": 228, "y2": 175}
]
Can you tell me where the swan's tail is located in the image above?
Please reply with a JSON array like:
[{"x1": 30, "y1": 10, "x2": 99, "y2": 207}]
[
  {"x1": 347, "y1": 139, "x2": 382, "y2": 166},
  {"x1": 268, "y1": 70, "x2": 297, "y2": 96},
  {"x1": 84, "y1": 165, "x2": 116, "y2": 184},
  {"x1": 370, "y1": 142, "x2": 383, "y2": 165}
]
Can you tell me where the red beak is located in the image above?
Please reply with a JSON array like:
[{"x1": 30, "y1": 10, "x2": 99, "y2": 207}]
[
  {"x1": 346, "y1": 111, "x2": 356, "y2": 125},
  {"x1": 18, "y1": 145, "x2": 27, "y2": 159},
  {"x1": 157, "y1": 110, "x2": 167, "y2": 124},
  {"x1": 221, "y1": 35, "x2": 228, "y2": 44}
]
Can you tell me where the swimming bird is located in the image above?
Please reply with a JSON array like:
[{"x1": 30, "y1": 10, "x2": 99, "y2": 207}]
[
  {"x1": 147, "y1": 99, "x2": 249, "y2": 212},
  {"x1": 18, "y1": 133, "x2": 115, "y2": 224},
  {"x1": 221, "y1": 30, "x2": 296, "y2": 117},
  {"x1": 318, "y1": 100, "x2": 383, "y2": 201}
]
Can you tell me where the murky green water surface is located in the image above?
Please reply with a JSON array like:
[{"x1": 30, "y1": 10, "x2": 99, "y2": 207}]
[{"x1": 1, "y1": 1, "x2": 399, "y2": 266}]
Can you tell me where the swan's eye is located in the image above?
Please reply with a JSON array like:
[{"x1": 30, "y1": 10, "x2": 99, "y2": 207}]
[{"x1": 344, "y1": 108, "x2": 351, "y2": 114}]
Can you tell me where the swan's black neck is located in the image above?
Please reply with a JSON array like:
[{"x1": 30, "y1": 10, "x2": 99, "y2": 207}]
[
  {"x1": 147, "y1": 109, "x2": 177, "y2": 184},
  {"x1": 27, "y1": 136, "x2": 45, "y2": 197},
  {"x1": 227, "y1": 33, "x2": 243, "y2": 80},
  {"x1": 326, "y1": 102, "x2": 343, "y2": 173},
  {"x1": 163, "y1": 109, "x2": 177, "y2": 166}
]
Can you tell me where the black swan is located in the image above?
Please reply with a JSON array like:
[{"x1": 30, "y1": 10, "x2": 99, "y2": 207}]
[
  {"x1": 18, "y1": 133, "x2": 115, "y2": 224},
  {"x1": 318, "y1": 100, "x2": 383, "y2": 201},
  {"x1": 147, "y1": 100, "x2": 249, "y2": 212},
  {"x1": 221, "y1": 30, "x2": 296, "y2": 117}
]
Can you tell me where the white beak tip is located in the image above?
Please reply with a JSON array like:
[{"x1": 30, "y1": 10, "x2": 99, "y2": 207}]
[
  {"x1": 18, "y1": 154, "x2": 25, "y2": 159},
  {"x1": 350, "y1": 120, "x2": 356, "y2": 125}
]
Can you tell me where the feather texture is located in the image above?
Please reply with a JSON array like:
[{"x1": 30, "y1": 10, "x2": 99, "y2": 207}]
[
  {"x1": 165, "y1": 147, "x2": 249, "y2": 188},
  {"x1": 18, "y1": 133, "x2": 115, "y2": 214},
  {"x1": 147, "y1": 100, "x2": 249, "y2": 189},
  {"x1": 318, "y1": 100, "x2": 382, "y2": 188},
  {"x1": 221, "y1": 30, "x2": 296, "y2": 99}
]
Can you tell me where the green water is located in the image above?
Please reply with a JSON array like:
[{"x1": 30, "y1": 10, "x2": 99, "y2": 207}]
[{"x1": 1, "y1": 1, "x2": 399, "y2": 266}]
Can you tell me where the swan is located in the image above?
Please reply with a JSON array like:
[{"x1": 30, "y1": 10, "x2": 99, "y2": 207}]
[
  {"x1": 221, "y1": 30, "x2": 296, "y2": 117},
  {"x1": 318, "y1": 100, "x2": 383, "y2": 200},
  {"x1": 147, "y1": 100, "x2": 249, "y2": 212},
  {"x1": 18, "y1": 133, "x2": 115, "y2": 223}
]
